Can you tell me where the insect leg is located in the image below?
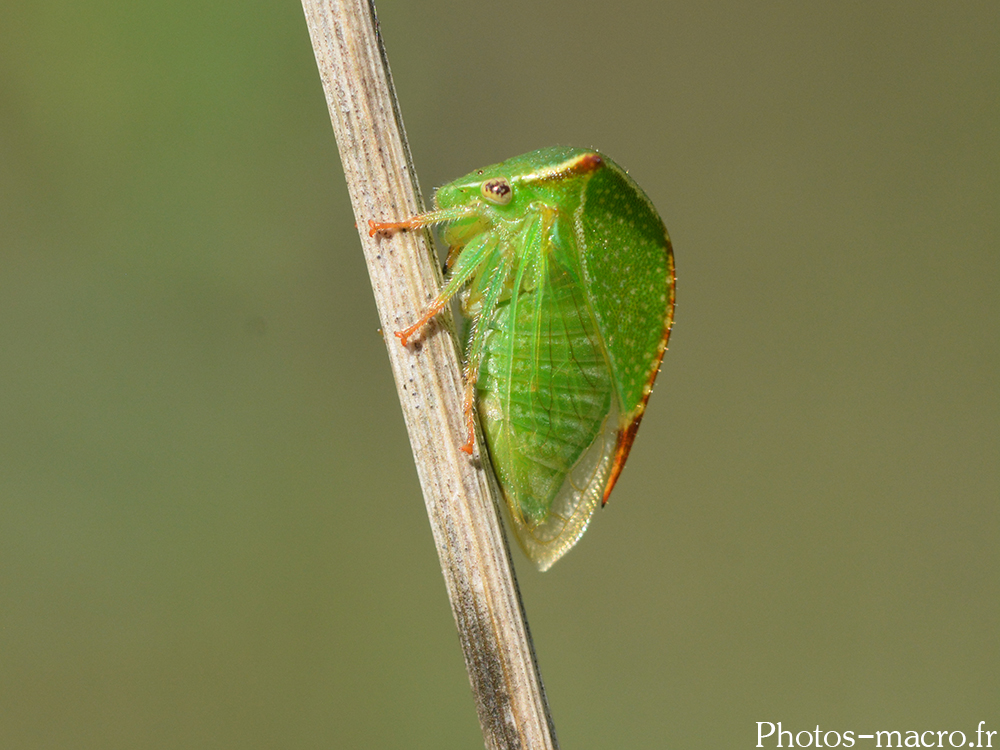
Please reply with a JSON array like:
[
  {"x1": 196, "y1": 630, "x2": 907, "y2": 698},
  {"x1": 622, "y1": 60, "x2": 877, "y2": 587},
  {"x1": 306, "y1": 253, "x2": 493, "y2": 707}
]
[
  {"x1": 394, "y1": 231, "x2": 500, "y2": 346},
  {"x1": 367, "y1": 205, "x2": 472, "y2": 237},
  {"x1": 457, "y1": 239, "x2": 512, "y2": 453}
]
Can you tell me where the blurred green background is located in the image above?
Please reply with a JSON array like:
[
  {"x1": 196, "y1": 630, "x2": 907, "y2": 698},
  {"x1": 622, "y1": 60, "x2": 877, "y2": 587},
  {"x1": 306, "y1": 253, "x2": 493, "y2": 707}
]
[{"x1": 2, "y1": 1, "x2": 997, "y2": 747}]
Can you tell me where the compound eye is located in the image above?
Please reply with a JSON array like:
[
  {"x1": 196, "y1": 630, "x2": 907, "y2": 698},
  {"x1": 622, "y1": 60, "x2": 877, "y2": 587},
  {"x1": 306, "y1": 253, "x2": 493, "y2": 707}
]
[{"x1": 480, "y1": 178, "x2": 512, "y2": 205}]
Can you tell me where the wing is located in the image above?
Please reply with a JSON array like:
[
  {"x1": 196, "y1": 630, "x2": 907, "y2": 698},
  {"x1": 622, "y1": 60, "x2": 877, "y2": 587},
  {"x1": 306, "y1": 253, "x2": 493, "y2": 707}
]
[{"x1": 476, "y1": 217, "x2": 616, "y2": 570}]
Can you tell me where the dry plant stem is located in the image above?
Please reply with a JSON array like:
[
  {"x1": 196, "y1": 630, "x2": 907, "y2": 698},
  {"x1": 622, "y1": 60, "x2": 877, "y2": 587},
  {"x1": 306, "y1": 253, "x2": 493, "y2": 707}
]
[{"x1": 299, "y1": 1, "x2": 559, "y2": 748}]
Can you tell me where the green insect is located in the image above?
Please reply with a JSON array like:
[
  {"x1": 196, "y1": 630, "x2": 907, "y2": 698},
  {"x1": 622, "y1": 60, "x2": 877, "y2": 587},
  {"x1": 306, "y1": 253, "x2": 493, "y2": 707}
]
[{"x1": 370, "y1": 147, "x2": 675, "y2": 570}]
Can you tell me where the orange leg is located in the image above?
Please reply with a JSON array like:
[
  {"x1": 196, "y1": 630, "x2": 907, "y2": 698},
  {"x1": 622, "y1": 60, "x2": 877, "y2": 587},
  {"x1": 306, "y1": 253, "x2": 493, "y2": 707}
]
[
  {"x1": 369, "y1": 214, "x2": 447, "y2": 346},
  {"x1": 369, "y1": 215, "x2": 447, "y2": 346},
  {"x1": 370, "y1": 210, "x2": 482, "y2": 453},
  {"x1": 394, "y1": 297, "x2": 448, "y2": 347},
  {"x1": 368, "y1": 217, "x2": 428, "y2": 237},
  {"x1": 460, "y1": 382, "x2": 477, "y2": 454}
]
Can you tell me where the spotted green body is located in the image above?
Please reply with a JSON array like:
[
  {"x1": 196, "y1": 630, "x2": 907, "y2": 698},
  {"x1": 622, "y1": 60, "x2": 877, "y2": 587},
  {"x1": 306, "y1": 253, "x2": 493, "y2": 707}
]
[{"x1": 372, "y1": 147, "x2": 675, "y2": 570}]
